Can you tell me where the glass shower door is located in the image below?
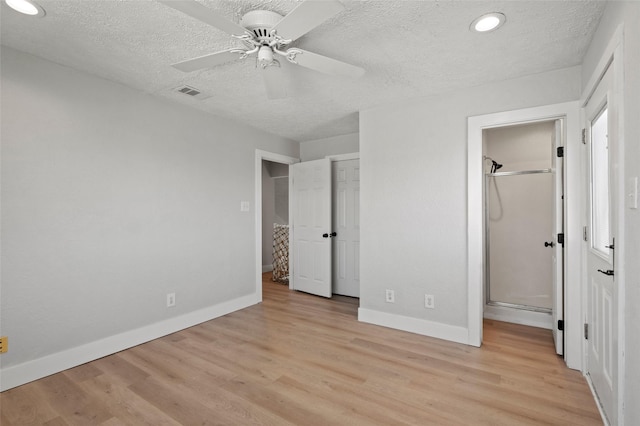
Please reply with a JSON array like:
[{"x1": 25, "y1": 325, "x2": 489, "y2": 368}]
[{"x1": 486, "y1": 171, "x2": 553, "y2": 311}]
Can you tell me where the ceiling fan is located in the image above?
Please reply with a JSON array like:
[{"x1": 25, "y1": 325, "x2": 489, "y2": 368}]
[{"x1": 159, "y1": 0, "x2": 365, "y2": 99}]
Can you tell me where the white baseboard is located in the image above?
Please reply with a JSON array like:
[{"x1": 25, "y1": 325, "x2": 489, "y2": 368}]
[
  {"x1": 483, "y1": 304, "x2": 552, "y2": 329},
  {"x1": 0, "y1": 293, "x2": 260, "y2": 391},
  {"x1": 262, "y1": 265, "x2": 273, "y2": 273},
  {"x1": 358, "y1": 308, "x2": 469, "y2": 345}
]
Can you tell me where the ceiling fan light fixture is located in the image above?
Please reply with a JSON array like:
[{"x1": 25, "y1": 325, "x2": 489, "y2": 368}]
[
  {"x1": 258, "y1": 45, "x2": 274, "y2": 66},
  {"x1": 470, "y1": 12, "x2": 505, "y2": 33},
  {"x1": 4, "y1": 0, "x2": 45, "y2": 16}
]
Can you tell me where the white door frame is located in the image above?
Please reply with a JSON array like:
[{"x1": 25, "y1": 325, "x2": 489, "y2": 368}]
[
  {"x1": 326, "y1": 152, "x2": 360, "y2": 162},
  {"x1": 467, "y1": 102, "x2": 581, "y2": 369},
  {"x1": 254, "y1": 150, "x2": 299, "y2": 300},
  {"x1": 580, "y1": 24, "x2": 625, "y2": 425}
]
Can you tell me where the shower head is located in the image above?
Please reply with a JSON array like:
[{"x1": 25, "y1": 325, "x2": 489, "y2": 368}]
[{"x1": 484, "y1": 156, "x2": 504, "y2": 173}]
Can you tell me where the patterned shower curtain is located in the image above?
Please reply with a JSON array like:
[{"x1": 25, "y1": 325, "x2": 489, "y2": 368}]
[{"x1": 272, "y1": 223, "x2": 289, "y2": 284}]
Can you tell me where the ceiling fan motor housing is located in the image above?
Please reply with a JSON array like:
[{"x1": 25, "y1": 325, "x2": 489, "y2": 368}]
[{"x1": 240, "y1": 10, "x2": 284, "y2": 44}]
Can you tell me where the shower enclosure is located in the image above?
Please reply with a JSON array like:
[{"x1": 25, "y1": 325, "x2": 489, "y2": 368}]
[{"x1": 485, "y1": 167, "x2": 553, "y2": 312}]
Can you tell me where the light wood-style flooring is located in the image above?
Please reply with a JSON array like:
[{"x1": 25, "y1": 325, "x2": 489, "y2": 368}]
[{"x1": 1, "y1": 273, "x2": 601, "y2": 425}]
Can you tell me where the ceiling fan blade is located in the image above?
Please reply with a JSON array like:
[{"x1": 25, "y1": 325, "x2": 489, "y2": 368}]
[
  {"x1": 172, "y1": 49, "x2": 240, "y2": 72},
  {"x1": 159, "y1": 0, "x2": 247, "y2": 36},
  {"x1": 272, "y1": 0, "x2": 344, "y2": 42},
  {"x1": 288, "y1": 49, "x2": 364, "y2": 79},
  {"x1": 261, "y1": 65, "x2": 288, "y2": 100}
]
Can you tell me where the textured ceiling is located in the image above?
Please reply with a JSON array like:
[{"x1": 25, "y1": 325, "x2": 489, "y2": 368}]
[{"x1": 1, "y1": 0, "x2": 606, "y2": 142}]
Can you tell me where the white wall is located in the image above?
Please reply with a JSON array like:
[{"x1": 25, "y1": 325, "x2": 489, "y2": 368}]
[
  {"x1": 485, "y1": 122, "x2": 554, "y2": 172},
  {"x1": 300, "y1": 133, "x2": 359, "y2": 161},
  {"x1": 359, "y1": 66, "x2": 580, "y2": 337},
  {"x1": 0, "y1": 47, "x2": 298, "y2": 389},
  {"x1": 581, "y1": 2, "x2": 640, "y2": 424}
]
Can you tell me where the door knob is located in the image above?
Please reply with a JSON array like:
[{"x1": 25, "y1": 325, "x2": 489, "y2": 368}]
[
  {"x1": 322, "y1": 232, "x2": 337, "y2": 238},
  {"x1": 597, "y1": 269, "x2": 614, "y2": 276},
  {"x1": 544, "y1": 241, "x2": 554, "y2": 247}
]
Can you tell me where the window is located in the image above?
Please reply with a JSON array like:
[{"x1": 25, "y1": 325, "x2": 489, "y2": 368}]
[{"x1": 590, "y1": 106, "x2": 610, "y2": 256}]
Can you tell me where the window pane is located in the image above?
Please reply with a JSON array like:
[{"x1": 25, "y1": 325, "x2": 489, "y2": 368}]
[{"x1": 591, "y1": 107, "x2": 610, "y2": 255}]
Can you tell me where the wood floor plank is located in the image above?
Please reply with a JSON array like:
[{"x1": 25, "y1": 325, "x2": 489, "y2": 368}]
[
  {"x1": 0, "y1": 384, "x2": 61, "y2": 425},
  {"x1": 77, "y1": 375, "x2": 181, "y2": 426},
  {"x1": 34, "y1": 373, "x2": 113, "y2": 425},
  {"x1": 128, "y1": 376, "x2": 229, "y2": 425},
  {"x1": 0, "y1": 273, "x2": 602, "y2": 425}
]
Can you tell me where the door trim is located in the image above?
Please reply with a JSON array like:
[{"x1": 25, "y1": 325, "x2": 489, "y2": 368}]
[
  {"x1": 467, "y1": 102, "x2": 580, "y2": 368},
  {"x1": 325, "y1": 152, "x2": 360, "y2": 161},
  {"x1": 580, "y1": 24, "x2": 625, "y2": 426},
  {"x1": 254, "y1": 150, "x2": 299, "y2": 299}
]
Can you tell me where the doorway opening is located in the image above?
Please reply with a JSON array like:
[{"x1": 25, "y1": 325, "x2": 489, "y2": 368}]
[
  {"x1": 261, "y1": 160, "x2": 290, "y2": 284},
  {"x1": 467, "y1": 102, "x2": 581, "y2": 367},
  {"x1": 482, "y1": 121, "x2": 562, "y2": 339},
  {"x1": 254, "y1": 150, "x2": 298, "y2": 301}
]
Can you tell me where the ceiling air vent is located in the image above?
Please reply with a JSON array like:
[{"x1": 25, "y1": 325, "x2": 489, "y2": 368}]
[{"x1": 173, "y1": 85, "x2": 211, "y2": 100}]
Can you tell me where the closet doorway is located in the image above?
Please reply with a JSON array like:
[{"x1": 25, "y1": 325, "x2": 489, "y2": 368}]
[
  {"x1": 261, "y1": 160, "x2": 290, "y2": 282},
  {"x1": 254, "y1": 150, "x2": 298, "y2": 300}
]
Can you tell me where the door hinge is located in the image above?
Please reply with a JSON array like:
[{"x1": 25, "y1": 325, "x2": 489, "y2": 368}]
[
  {"x1": 583, "y1": 226, "x2": 588, "y2": 242},
  {"x1": 557, "y1": 233, "x2": 564, "y2": 247},
  {"x1": 582, "y1": 128, "x2": 586, "y2": 144},
  {"x1": 584, "y1": 323, "x2": 589, "y2": 340},
  {"x1": 557, "y1": 320, "x2": 564, "y2": 331},
  {"x1": 557, "y1": 146, "x2": 564, "y2": 157}
]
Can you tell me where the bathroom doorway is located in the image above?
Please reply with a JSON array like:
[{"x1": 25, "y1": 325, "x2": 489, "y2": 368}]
[{"x1": 482, "y1": 120, "x2": 564, "y2": 354}]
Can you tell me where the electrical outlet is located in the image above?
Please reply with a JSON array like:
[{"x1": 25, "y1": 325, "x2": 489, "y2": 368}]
[
  {"x1": 385, "y1": 289, "x2": 395, "y2": 303},
  {"x1": 425, "y1": 294, "x2": 435, "y2": 309},
  {"x1": 0, "y1": 336, "x2": 7, "y2": 354},
  {"x1": 167, "y1": 293, "x2": 176, "y2": 307}
]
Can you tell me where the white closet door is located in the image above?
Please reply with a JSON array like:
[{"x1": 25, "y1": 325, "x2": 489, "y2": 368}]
[
  {"x1": 551, "y1": 120, "x2": 564, "y2": 356},
  {"x1": 332, "y1": 159, "x2": 360, "y2": 297},
  {"x1": 290, "y1": 159, "x2": 332, "y2": 298}
]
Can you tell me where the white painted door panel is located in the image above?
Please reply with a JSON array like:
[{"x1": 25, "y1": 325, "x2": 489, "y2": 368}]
[
  {"x1": 551, "y1": 120, "x2": 564, "y2": 356},
  {"x1": 291, "y1": 159, "x2": 332, "y2": 298},
  {"x1": 332, "y1": 159, "x2": 360, "y2": 297},
  {"x1": 585, "y1": 64, "x2": 616, "y2": 423}
]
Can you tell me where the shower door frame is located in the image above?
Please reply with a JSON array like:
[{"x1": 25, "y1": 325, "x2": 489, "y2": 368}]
[{"x1": 484, "y1": 168, "x2": 554, "y2": 314}]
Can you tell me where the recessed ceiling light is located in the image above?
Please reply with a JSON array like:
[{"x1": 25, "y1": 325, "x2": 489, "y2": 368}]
[
  {"x1": 4, "y1": 0, "x2": 46, "y2": 17},
  {"x1": 470, "y1": 12, "x2": 505, "y2": 33}
]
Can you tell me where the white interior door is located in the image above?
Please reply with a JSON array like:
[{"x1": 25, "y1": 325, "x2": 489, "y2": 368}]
[
  {"x1": 332, "y1": 159, "x2": 360, "y2": 297},
  {"x1": 551, "y1": 120, "x2": 564, "y2": 356},
  {"x1": 290, "y1": 159, "x2": 332, "y2": 298},
  {"x1": 585, "y1": 64, "x2": 617, "y2": 423}
]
